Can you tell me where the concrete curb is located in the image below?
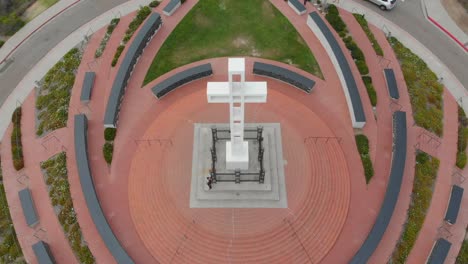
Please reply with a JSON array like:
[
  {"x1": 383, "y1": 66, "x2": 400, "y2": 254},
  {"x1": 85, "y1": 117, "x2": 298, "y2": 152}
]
[
  {"x1": 0, "y1": 0, "x2": 153, "y2": 139},
  {"x1": 0, "y1": 0, "x2": 81, "y2": 66}
]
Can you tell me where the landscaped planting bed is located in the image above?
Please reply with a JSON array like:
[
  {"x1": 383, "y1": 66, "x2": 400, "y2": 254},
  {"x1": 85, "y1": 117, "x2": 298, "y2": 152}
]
[
  {"x1": 95, "y1": 18, "x2": 120, "y2": 58},
  {"x1": 352, "y1": 14, "x2": 383, "y2": 56},
  {"x1": 103, "y1": 128, "x2": 116, "y2": 164},
  {"x1": 456, "y1": 106, "x2": 468, "y2": 168},
  {"x1": 143, "y1": 0, "x2": 323, "y2": 85},
  {"x1": 11, "y1": 107, "x2": 24, "y2": 171},
  {"x1": 355, "y1": 134, "x2": 374, "y2": 183},
  {"x1": 389, "y1": 37, "x2": 444, "y2": 136},
  {"x1": 391, "y1": 151, "x2": 439, "y2": 262},
  {"x1": 41, "y1": 153, "x2": 94, "y2": 264},
  {"x1": 36, "y1": 48, "x2": 82, "y2": 136},
  {"x1": 0, "y1": 160, "x2": 25, "y2": 264},
  {"x1": 325, "y1": 5, "x2": 379, "y2": 108},
  {"x1": 111, "y1": 6, "x2": 151, "y2": 67},
  {"x1": 456, "y1": 232, "x2": 468, "y2": 264}
]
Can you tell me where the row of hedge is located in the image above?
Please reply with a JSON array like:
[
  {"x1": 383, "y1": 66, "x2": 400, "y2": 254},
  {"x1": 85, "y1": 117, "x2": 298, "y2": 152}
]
[
  {"x1": 325, "y1": 5, "x2": 377, "y2": 107},
  {"x1": 352, "y1": 14, "x2": 383, "y2": 57},
  {"x1": 456, "y1": 106, "x2": 468, "y2": 169},
  {"x1": 355, "y1": 134, "x2": 374, "y2": 183},
  {"x1": 103, "y1": 128, "x2": 116, "y2": 164},
  {"x1": 11, "y1": 107, "x2": 24, "y2": 171},
  {"x1": 41, "y1": 153, "x2": 95, "y2": 264},
  {"x1": 389, "y1": 36, "x2": 444, "y2": 136},
  {"x1": 36, "y1": 48, "x2": 82, "y2": 136},
  {"x1": 111, "y1": 6, "x2": 152, "y2": 67},
  {"x1": 0, "y1": 160, "x2": 25, "y2": 263},
  {"x1": 95, "y1": 18, "x2": 120, "y2": 58},
  {"x1": 391, "y1": 151, "x2": 439, "y2": 263}
]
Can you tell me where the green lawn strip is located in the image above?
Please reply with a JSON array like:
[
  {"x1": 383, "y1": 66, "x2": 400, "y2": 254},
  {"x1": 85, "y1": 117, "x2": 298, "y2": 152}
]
[
  {"x1": 355, "y1": 134, "x2": 374, "y2": 183},
  {"x1": 0, "y1": 160, "x2": 25, "y2": 263},
  {"x1": 389, "y1": 37, "x2": 444, "y2": 136},
  {"x1": 391, "y1": 151, "x2": 440, "y2": 263},
  {"x1": 143, "y1": 0, "x2": 322, "y2": 85},
  {"x1": 456, "y1": 231, "x2": 468, "y2": 264},
  {"x1": 456, "y1": 106, "x2": 468, "y2": 168},
  {"x1": 111, "y1": 6, "x2": 151, "y2": 67},
  {"x1": 95, "y1": 18, "x2": 120, "y2": 58},
  {"x1": 11, "y1": 107, "x2": 24, "y2": 171},
  {"x1": 41, "y1": 153, "x2": 95, "y2": 264},
  {"x1": 36, "y1": 48, "x2": 82, "y2": 136},
  {"x1": 103, "y1": 128, "x2": 116, "y2": 164},
  {"x1": 352, "y1": 14, "x2": 383, "y2": 57}
]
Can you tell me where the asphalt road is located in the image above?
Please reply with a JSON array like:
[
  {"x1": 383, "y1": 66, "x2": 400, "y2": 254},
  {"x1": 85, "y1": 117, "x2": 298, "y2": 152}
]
[
  {"x1": 354, "y1": 0, "x2": 468, "y2": 88},
  {"x1": 0, "y1": 0, "x2": 466, "y2": 110},
  {"x1": 0, "y1": 0, "x2": 127, "y2": 106}
]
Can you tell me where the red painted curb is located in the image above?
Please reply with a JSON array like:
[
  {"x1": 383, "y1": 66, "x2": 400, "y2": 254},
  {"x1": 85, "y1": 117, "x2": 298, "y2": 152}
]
[
  {"x1": 427, "y1": 16, "x2": 468, "y2": 52},
  {"x1": 0, "y1": 0, "x2": 82, "y2": 64}
]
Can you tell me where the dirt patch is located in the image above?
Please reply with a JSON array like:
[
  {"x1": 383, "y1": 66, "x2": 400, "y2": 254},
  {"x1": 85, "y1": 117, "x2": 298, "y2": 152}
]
[
  {"x1": 233, "y1": 36, "x2": 250, "y2": 48},
  {"x1": 442, "y1": 0, "x2": 468, "y2": 35},
  {"x1": 194, "y1": 13, "x2": 212, "y2": 28},
  {"x1": 262, "y1": 1, "x2": 275, "y2": 18}
]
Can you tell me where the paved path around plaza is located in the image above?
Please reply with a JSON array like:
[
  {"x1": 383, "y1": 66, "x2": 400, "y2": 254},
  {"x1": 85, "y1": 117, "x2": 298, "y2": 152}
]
[{"x1": 422, "y1": 0, "x2": 468, "y2": 52}]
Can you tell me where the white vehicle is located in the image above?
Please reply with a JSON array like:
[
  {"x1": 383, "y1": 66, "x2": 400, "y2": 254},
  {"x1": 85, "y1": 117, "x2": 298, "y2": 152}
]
[{"x1": 367, "y1": 0, "x2": 397, "y2": 10}]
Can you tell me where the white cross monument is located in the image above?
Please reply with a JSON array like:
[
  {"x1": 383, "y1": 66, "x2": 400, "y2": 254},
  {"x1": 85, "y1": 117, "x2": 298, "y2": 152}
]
[{"x1": 207, "y1": 58, "x2": 267, "y2": 170}]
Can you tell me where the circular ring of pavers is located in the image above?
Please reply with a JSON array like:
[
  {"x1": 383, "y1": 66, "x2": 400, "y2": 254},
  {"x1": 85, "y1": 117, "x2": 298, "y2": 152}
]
[{"x1": 127, "y1": 85, "x2": 351, "y2": 263}]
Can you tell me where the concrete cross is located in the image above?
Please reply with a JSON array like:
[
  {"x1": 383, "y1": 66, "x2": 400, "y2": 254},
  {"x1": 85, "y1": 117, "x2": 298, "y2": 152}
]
[{"x1": 207, "y1": 58, "x2": 267, "y2": 170}]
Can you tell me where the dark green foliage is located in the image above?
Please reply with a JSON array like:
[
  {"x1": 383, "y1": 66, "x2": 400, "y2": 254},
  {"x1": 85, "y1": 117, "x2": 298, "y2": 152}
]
[
  {"x1": 353, "y1": 14, "x2": 383, "y2": 56},
  {"x1": 10, "y1": 107, "x2": 24, "y2": 171},
  {"x1": 103, "y1": 142, "x2": 113, "y2": 164},
  {"x1": 392, "y1": 152, "x2": 439, "y2": 262},
  {"x1": 355, "y1": 134, "x2": 374, "y2": 183},
  {"x1": 95, "y1": 18, "x2": 120, "y2": 58},
  {"x1": 111, "y1": 45, "x2": 125, "y2": 67},
  {"x1": 389, "y1": 37, "x2": 443, "y2": 136},
  {"x1": 456, "y1": 151, "x2": 467, "y2": 169},
  {"x1": 36, "y1": 48, "x2": 82, "y2": 136},
  {"x1": 144, "y1": 0, "x2": 323, "y2": 84},
  {"x1": 0, "y1": 12, "x2": 25, "y2": 36},
  {"x1": 149, "y1": 1, "x2": 160, "y2": 7},
  {"x1": 456, "y1": 106, "x2": 468, "y2": 169},
  {"x1": 41, "y1": 153, "x2": 95, "y2": 263},
  {"x1": 362, "y1": 76, "x2": 377, "y2": 106},
  {"x1": 104, "y1": 128, "x2": 117, "y2": 141},
  {"x1": 456, "y1": 235, "x2": 468, "y2": 264},
  {"x1": 0, "y1": 40, "x2": 4, "y2": 48}
]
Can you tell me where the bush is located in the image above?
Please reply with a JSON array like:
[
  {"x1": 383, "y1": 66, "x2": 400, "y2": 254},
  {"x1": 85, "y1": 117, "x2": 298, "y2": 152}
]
[
  {"x1": 456, "y1": 236, "x2": 468, "y2": 264},
  {"x1": 103, "y1": 143, "x2": 114, "y2": 164},
  {"x1": 0, "y1": 40, "x2": 4, "y2": 48},
  {"x1": 149, "y1": 1, "x2": 160, "y2": 7},
  {"x1": 355, "y1": 59, "x2": 369, "y2": 75},
  {"x1": 11, "y1": 107, "x2": 21, "y2": 124},
  {"x1": 362, "y1": 156, "x2": 374, "y2": 183},
  {"x1": 362, "y1": 76, "x2": 377, "y2": 107},
  {"x1": 0, "y1": 12, "x2": 25, "y2": 36},
  {"x1": 456, "y1": 151, "x2": 467, "y2": 169},
  {"x1": 0, "y1": 182, "x2": 24, "y2": 262},
  {"x1": 355, "y1": 134, "x2": 369, "y2": 154},
  {"x1": 95, "y1": 18, "x2": 120, "y2": 58},
  {"x1": 325, "y1": 5, "x2": 347, "y2": 34},
  {"x1": 10, "y1": 107, "x2": 24, "y2": 171},
  {"x1": 104, "y1": 127, "x2": 117, "y2": 141},
  {"x1": 353, "y1": 14, "x2": 384, "y2": 56},
  {"x1": 111, "y1": 45, "x2": 125, "y2": 67}
]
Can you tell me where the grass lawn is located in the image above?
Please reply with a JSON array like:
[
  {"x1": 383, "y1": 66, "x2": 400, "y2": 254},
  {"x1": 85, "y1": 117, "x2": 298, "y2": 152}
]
[
  {"x1": 391, "y1": 152, "x2": 439, "y2": 263},
  {"x1": 389, "y1": 37, "x2": 444, "y2": 136},
  {"x1": 22, "y1": 0, "x2": 60, "y2": 22},
  {"x1": 143, "y1": 0, "x2": 322, "y2": 85}
]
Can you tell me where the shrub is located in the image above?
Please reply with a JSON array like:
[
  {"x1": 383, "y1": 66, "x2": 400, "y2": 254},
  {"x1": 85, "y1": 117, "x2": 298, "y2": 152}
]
[
  {"x1": 355, "y1": 59, "x2": 369, "y2": 75},
  {"x1": 0, "y1": 40, "x2": 4, "y2": 48},
  {"x1": 11, "y1": 107, "x2": 21, "y2": 124},
  {"x1": 457, "y1": 236, "x2": 468, "y2": 264},
  {"x1": 149, "y1": 1, "x2": 160, "y2": 7},
  {"x1": 353, "y1": 13, "x2": 384, "y2": 56},
  {"x1": 456, "y1": 151, "x2": 467, "y2": 169},
  {"x1": 0, "y1": 181, "x2": 24, "y2": 262},
  {"x1": 362, "y1": 156, "x2": 374, "y2": 183},
  {"x1": 10, "y1": 107, "x2": 24, "y2": 171},
  {"x1": 392, "y1": 152, "x2": 439, "y2": 262},
  {"x1": 355, "y1": 134, "x2": 373, "y2": 183},
  {"x1": 325, "y1": 5, "x2": 347, "y2": 34},
  {"x1": 355, "y1": 134, "x2": 369, "y2": 154},
  {"x1": 104, "y1": 128, "x2": 117, "y2": 141},
  {"x1": 456, "y1": 106, "x2": 468, "y2": 169},
  {"x1": 362, "y1": 76, "x2": 377, "y2": 107},
  {"x1": 103, "y1": 143, "x2": 114, "y2": 164},
  {"x1": 95, "y1": 18, "x2": 120, "y2": 58},
  {"x1": 111, "y1": 45, "x2": 125, "y2": 67}
]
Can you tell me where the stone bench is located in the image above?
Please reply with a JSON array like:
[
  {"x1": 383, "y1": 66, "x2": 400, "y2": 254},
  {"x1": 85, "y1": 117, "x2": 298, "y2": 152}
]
[
  {"x1": 18, "y1": 188, "x2": 38, "y2": 227},
  {"x1": 288, "y1": 0, "x2": 306, "y2": 15},
  {"x1": 80, "y1": 71, "x2": 96, "y2": 103},
  {"x1": 151, "y1": 63, "x2": 213, "y2": 98},
  {"x1": 427, "y1": 238, "x2": 451, "y2": 264},
  {"x1": 163, "y1": 0, "x2": 181, "y2": 16},
  {"x1": 252, "y1": 62, "x2": 315, "y2": 93},
  {"x1": 104, "y1": 12, "x2": 162, "y2": 128},
  {"x1": 74, "y1": 114, "x2": 134, "y2": 263},
  {"x1": 383, "y1": 69, "x2": 400, "y2": 99},
  {"x1": 444, "y1": 185, "x2": 464, "y2": 225},
  {"x1": 307, "y1": 11, "x2": 366, "y2": 128},
  {"x1": 350, "y1": 111, "x2": 407, "y2": 264},
  {"x1": 32, "y1": 241, "x2": 56, "y2": 264}
]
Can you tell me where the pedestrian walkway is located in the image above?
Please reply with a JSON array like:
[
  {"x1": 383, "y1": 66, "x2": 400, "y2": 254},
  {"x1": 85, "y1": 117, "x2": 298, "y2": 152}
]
[
  {"x1": 422, "y1": 0, "x2": 468, "y2": 52},
  {"x1": 0, "y1": 0, "x2": 81, "y2": 66}
]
